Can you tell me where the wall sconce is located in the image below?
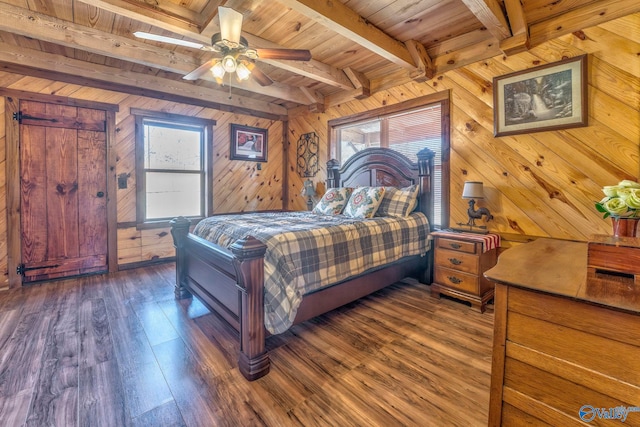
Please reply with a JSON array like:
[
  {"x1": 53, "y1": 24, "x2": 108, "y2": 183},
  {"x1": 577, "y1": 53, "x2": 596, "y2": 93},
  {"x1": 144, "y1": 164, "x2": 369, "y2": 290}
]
[
  {"x1": 456, "y1": 181, "x2": 493, "y2": 233},
  {"x1": 302, "y1": 179, "x2": 317, "y2": 211}
]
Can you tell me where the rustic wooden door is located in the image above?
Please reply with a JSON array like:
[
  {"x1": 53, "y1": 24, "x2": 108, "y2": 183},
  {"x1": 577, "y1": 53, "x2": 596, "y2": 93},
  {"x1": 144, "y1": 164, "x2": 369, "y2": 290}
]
[{"x1": 18, "y1": 100, "x2": 108, "y2": 283}]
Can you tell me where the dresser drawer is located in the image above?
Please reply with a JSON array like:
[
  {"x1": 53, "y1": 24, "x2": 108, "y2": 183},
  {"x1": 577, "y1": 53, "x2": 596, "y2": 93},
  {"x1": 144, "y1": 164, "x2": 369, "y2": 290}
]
[
  {"x1": 435, "y1": 248, "x2": 479, "y2": 275},
  {"x1": 437, "y1": 237, "x2": 478, "y2": 254},
  {"x1": 434, "y1": 267, "x2": 479, "y2": 294}
]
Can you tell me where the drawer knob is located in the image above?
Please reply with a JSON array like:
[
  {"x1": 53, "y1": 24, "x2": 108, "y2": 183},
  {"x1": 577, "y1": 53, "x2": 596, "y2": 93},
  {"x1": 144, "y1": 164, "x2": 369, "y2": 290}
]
[
  {"x1": 447, "y1": 276, "x2": 462, "y2": 284},
  {"x1": 448, "y1": 258, "x2": 462, "y2": 265},
  {"x1": 450, "y1": 243, "x2": 462, "y2": 249}
]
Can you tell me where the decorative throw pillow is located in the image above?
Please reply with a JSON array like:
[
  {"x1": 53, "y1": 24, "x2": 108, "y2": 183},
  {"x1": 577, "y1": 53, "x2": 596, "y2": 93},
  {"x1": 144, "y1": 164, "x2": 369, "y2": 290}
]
[
  {"x1": 343, "y1": 187, "x2": 386, "y2": 219},
  {"x1": 312, "y1": 187, "x2": 353, "y2": 215},
  {"x1": 375, "y1": 185, "x2": 419, "y2": 217}
]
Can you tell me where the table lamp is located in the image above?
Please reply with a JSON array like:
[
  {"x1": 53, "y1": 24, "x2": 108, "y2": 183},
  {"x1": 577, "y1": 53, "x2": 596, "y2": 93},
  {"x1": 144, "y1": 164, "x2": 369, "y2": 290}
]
[
  {"x1": 302, "y1": 179, "x2": 316, "y2": 211},
  {"x1": 456, "y1": 181, "x2": 493, "y2": 232}
]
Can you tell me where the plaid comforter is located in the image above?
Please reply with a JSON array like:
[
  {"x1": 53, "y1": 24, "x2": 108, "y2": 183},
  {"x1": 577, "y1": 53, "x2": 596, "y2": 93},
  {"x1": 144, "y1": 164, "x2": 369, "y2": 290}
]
[{"x1": 193, "y1": 211, "x2": 431, "y2": 334}]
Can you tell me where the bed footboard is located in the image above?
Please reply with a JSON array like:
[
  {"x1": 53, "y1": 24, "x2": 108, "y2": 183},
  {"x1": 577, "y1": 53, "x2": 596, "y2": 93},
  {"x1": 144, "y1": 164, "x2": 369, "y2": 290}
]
[{"x1": 170, "y1": 217, "x2": 271, "y2": 381}]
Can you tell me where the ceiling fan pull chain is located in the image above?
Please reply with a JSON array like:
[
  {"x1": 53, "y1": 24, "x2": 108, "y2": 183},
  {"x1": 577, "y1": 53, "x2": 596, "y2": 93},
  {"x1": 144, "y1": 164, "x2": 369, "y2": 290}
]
[{"x1": 228, "y1": 73, "x2": 232, "y2": 99}]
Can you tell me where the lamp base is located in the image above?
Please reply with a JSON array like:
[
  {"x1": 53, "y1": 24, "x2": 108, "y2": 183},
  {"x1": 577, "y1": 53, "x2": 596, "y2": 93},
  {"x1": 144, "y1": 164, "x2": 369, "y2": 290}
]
[{"x1": 453, "y1": 223, "x2": 489, "y2": 234}]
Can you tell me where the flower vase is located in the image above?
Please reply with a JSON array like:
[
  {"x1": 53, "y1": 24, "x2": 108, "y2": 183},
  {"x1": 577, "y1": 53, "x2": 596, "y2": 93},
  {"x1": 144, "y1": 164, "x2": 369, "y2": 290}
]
[{"x1": 611, "y1": 217, "x2": 640, "y2": 237}]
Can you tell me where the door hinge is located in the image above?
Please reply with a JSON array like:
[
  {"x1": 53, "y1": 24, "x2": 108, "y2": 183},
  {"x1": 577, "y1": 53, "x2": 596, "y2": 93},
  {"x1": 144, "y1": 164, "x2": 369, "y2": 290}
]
[
  {"x1": 16, "y1": 263, "x2": 61, "y2": 276},
  {"x1": 12, "y1": 111, "x2": 59, "y2": 124}
]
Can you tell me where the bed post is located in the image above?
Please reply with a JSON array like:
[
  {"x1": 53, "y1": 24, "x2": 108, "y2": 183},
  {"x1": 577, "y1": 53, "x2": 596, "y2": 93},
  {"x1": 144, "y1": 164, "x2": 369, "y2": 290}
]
[
  {"x1": 416, "y1": 148, "x2": 435, "y2": 228},
  {"x1": 326, "y1": 158, "x2": 340, "y2": 188},
  {"x1": 170, "y1": 216, "x2": 192, "y2": 299},
  {"x1": 230, "y1": 236, "x2": 270, "y2": 381},
  {"x1": 417, "y1": 148, "x2": 435, "y2": 285}
]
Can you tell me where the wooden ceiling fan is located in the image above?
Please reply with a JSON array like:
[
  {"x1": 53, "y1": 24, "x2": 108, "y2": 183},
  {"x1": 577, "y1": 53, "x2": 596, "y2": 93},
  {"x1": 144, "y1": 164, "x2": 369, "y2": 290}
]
[{"x1": 134, "y1": 7, "x2": 312, "y2": 86}]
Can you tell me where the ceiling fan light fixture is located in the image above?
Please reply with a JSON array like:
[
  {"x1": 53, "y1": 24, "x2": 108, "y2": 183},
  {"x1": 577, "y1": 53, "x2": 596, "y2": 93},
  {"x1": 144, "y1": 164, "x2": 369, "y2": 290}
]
[
  {"x1": 236, "y1": 62, "x2": 251, "y2": 81},
  {"x1": 222, "y1": 55, "x2": 237, "y2": 73},
  {"x1": 211, "y1": 61, "x2": 226, "y2": 79}
]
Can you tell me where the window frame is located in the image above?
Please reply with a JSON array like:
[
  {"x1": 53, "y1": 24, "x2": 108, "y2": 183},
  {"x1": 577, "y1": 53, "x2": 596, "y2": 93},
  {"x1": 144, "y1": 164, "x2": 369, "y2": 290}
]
[
  {"x1": 133, "y1": 109, "x2": 215, "y2": 229},
  {"x1": 328, "y1": 92, "x2": 450, "y2": 228}
]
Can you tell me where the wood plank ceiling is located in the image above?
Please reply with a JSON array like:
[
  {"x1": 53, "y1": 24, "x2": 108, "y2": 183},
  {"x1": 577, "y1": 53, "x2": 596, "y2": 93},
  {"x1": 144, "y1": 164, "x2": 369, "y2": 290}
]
[{"x1": 0, "y1": 0, "x2": 636, "y2": 119}]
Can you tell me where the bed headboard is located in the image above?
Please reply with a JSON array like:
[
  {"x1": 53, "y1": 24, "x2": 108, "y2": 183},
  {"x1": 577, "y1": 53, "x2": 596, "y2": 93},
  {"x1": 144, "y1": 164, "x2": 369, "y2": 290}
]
[{"x1": 326, "y1": 148, "x2": 436, "y2": 228}]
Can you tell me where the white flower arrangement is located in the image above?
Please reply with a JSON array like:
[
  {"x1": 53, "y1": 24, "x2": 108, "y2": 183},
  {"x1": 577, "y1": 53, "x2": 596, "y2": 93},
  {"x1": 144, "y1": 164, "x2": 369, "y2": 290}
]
[{"x1": 595, "y1": 180, "x2": 640, "y2": 218}]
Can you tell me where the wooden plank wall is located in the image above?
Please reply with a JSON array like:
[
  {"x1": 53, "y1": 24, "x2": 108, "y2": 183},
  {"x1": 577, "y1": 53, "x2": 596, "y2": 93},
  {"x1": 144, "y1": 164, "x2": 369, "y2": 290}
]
[
  {"x1": 289, "y1": 14, "x2": 640, "y2": 248},
  {"x1": 0, "y1": 14, "x2": 637, "y2": 286},
  {"x1": 0, "y1": 84, "x2": 284, "y2": 285}
]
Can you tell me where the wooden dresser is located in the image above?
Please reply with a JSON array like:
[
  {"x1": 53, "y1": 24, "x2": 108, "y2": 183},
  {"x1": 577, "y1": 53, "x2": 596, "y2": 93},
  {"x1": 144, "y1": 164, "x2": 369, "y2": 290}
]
[
  {"x1": 430, "y1": 231, "x2": 498, "y2": 313},
  {"x1": 485, "y1": 238, "x2": 640, "y2": 426}
]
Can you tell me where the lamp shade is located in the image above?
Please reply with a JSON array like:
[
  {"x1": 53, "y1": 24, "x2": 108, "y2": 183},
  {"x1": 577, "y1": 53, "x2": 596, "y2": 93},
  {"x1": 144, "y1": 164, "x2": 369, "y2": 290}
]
[
  {"x1": 462, "y1": 181, "x2": 484, "y2": 199},
  {"x1": 222, "y1": 55, "x2": 237, "y2": 73},
  {"x1": 235, "y1": 62, "x2": 251, "y2": 80}
]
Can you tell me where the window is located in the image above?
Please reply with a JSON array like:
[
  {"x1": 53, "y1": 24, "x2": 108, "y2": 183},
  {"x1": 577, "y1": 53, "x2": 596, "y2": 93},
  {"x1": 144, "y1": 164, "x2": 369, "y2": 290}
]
[
  {"x1": 134, "y1": 109, "x2": 215, "y2": 225},
  {"x1": 329, "y1": 93, "x2": 450, "y2": 228}
]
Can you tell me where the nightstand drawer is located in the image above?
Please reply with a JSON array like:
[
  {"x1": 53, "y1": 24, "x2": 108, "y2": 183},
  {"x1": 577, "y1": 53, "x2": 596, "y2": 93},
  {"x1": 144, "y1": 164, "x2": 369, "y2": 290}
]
[
  {"x1": 437, "y1": 237, "x2": 478, "y2": 254},
  {"x1": 434, "y1": 267, "x2": 479, "y2": 294},
  {"x1": 435, "y1": 248, "x2": 479, "y2": 275}
]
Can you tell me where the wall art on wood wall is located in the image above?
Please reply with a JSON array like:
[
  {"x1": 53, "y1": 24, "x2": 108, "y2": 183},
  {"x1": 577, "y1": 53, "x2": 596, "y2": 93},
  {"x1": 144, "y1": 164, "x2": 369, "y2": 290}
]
[
  {"x1": 297, "y1": 131, "x2": 319, "y2": 177},
  {"x1": 493, "y1": 55, "x2": 588, "y2": 137},
  {"x1": 230, "y1": 124, "x2": 268, "y2": 162}
]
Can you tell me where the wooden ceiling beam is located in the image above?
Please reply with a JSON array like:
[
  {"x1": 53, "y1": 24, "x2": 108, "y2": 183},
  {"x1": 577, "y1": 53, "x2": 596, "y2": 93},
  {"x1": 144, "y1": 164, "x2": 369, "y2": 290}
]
[
  {"x1": 371, "y1": 0, "x2": 637, "y2": 96},
  {"x1": 459, "y1": 0, "x2": 511, "y2": 41},
  {"x1": 371, "y1": 38, "x2": 503, "y2": 94},
  {"x1": 116, "y1": 0, "x2": 204, "y2": 25},
  {"x1": 405, "y1": 40, "x2": 436, "y2": 82},
  {"x1": 0, "y1": 3, "x2": 201, "y2": 71},
  {"x1": 197, "y1": 1, "x2": 223, "y2": 39},
  {"x1": 0, "y1": 3, "x2": 316, "y2": 105},
  {"x1": 78, "y1": 0, "x2": 204, "y2": 36},
  {"x1": 500, "y1": 0, "x2": 530, "y2": 55},
  {"x1": 528, "y1": 0, "x2": 640, "y2": 48},
  {"x1": 343, "y1": 67, "x2": 370, "y2": 99},
  {"x1": 275, "y1": 0, "x2": 417, "y2": 70},
  {"x1": 0, "y1": 41, "x2": 287, "y2": 117},
  {"x1": 85, "y1": 0, "x2": 355, "y2": 91}
]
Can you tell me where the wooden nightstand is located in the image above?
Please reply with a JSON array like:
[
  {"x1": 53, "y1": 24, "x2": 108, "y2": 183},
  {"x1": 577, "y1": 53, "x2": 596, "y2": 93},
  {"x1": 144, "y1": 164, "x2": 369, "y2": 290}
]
[{"x1": 430, "y1": 231, "x2": 499, "y2": 313}]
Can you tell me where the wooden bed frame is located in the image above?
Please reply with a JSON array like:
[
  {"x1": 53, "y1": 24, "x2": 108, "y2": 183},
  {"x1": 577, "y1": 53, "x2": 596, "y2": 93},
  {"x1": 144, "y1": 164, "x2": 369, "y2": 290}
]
[{"x1": 170, "y1": 147, "x2": 435, "y2": 381}]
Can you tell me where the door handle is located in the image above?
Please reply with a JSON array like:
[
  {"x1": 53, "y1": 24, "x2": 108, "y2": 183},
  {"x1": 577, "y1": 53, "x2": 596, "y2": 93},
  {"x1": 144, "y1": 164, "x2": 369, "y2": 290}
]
[{"x1": 96, "y1": 191, "x2": 105, "y2": 198}]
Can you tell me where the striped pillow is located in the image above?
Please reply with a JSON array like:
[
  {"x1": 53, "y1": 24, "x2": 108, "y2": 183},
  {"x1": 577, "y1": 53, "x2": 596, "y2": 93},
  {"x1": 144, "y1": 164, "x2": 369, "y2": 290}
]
[{"x1": 375, "y1": 185, "x2": 419, "y2": 217}]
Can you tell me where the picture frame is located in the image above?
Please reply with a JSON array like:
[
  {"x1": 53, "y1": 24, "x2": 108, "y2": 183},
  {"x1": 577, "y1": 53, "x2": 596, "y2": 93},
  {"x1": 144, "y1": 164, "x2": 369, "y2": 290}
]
[
  {"x1": 230, "y1": 124, "x2": 268, "y2": 162},
  {"x1": 493, "y1": 55, "x2": 588, "y2": 137}
]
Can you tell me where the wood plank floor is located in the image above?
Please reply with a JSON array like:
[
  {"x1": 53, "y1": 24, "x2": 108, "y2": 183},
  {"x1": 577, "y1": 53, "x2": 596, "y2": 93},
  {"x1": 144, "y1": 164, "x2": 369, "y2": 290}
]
[{"x1": 0, "y1": 263, "x2": 494, "y2": 426}]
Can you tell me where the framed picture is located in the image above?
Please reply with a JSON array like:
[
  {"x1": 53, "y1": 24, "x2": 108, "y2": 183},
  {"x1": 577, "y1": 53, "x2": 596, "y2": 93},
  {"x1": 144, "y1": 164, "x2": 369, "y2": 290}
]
[
  {"x1": 230, "y1": 124, "x2": 268, "y2": 162},
  {"x1": 493, "y1": 55, "x2": 588, "y2": 137}
]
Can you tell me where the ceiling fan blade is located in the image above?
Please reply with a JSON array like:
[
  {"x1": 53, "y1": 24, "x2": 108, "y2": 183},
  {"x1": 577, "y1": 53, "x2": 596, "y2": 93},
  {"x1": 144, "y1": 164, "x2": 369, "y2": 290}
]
[
  {"x1": 183, "y1": 59, "x2": 217, "y2": 81},
  {"x1": 255, "y1": 48, "x2": 312, "y2": 61},
  {"x1": 247, "y1": 63, "x2": 273, "y2": 86},
  {"x1": 218, "y1": 7, "x2": 243, "y2": 44},
  {"x1": 133, "y1": 31, "x2": 204, "y2": 50}
]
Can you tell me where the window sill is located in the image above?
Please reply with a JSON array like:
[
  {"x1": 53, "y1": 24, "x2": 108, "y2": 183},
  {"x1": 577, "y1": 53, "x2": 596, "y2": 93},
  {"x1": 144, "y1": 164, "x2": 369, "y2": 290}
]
[{"x1": 136, "y1": 217, "x2": 204, "y2": 230}]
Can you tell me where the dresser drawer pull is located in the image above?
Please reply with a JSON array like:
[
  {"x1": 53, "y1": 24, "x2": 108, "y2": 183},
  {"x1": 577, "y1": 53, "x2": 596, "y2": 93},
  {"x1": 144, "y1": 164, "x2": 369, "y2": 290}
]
[
  {"x1": 448, "y1": 258, "x2": 462, "y2": 265},
  {"x1": 447, "y1": 276, "x2": 462, "y2": 284},
  {"x1": 449, "y1": 243, "x2": 462, "y2": 249}
]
